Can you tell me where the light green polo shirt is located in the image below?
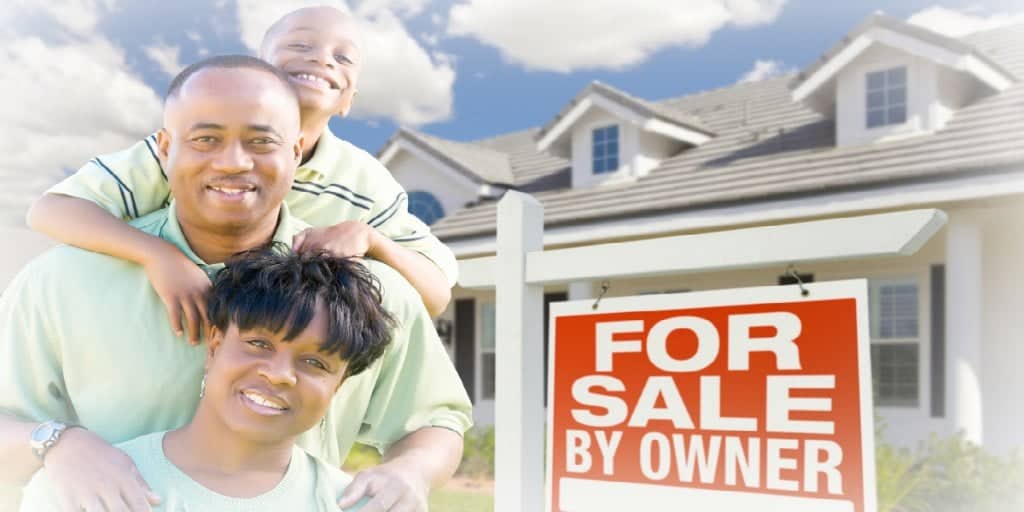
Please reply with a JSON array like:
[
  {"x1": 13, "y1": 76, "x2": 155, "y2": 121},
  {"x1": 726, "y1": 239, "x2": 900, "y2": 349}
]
[
  {"x1": 46, "y1": 128, "x2": 459, "y2": 286},
  {"x1": 20, "y1": 431, "x2": 364, "y2": 511},
  {"x1": 0, "y1": 202, "x2": 472, "y2": 505}
]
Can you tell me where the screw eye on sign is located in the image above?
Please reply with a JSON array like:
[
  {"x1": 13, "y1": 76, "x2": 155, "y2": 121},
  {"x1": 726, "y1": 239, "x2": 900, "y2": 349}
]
[{"x1": 545, "y1": 280, "x2": 876, "y2": 512}]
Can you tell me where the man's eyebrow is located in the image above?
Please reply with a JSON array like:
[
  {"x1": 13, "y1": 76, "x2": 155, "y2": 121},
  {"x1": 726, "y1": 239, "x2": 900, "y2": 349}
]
[
  {"x1": 188, "y1": 122, "x2": 224, "y2": 131},
  {"x1": 249, "y1": 125, "x2": 284, "y2": 138}
]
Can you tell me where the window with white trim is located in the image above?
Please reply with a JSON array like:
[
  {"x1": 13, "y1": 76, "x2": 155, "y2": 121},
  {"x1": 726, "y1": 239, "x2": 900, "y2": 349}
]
[
  {"x1": 866, "y1": 67, "x2": 907, "y2": 129},
  {"x1": 480, "y1": 301, "x2": 496, "y2": 400},
  {"x1": 869, "y1": 278, "x2": 920, "y2": 407},
  {"x1": 591, "y1": 125, "x2": 619, "y2": 174}
]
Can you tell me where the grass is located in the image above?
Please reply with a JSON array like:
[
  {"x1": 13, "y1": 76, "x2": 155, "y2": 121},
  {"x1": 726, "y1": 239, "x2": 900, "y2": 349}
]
[{"x1": 429, "y1": 487, "x2": 494, "y2": 512}]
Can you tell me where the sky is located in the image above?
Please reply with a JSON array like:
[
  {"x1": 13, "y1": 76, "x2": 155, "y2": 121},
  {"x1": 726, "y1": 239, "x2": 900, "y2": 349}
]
[{"x1": 1, "y1": 0, "x2": 1023, "y2": 216}]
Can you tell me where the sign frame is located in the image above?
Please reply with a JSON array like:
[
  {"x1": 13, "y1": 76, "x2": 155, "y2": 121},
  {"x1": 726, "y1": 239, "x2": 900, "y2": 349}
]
[{"x1": 545, "y1": 279, "x2": 877, "y2": 512}]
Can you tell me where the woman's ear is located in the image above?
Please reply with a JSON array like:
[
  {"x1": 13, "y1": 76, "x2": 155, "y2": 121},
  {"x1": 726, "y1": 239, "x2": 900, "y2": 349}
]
[{"x1": 205, "y1": 325, "x2": 223, "y2": 369}]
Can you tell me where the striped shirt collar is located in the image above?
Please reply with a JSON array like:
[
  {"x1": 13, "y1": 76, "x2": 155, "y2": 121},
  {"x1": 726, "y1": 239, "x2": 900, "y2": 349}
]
[{"x1": 296, "y1": 128, "x2": 344, "y2": 182}]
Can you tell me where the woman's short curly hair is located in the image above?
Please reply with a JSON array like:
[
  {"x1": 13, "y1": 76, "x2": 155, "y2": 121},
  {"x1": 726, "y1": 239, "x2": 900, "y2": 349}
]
[{"x1": 207, "y1": 243, "x2": 394, "y2": 377}]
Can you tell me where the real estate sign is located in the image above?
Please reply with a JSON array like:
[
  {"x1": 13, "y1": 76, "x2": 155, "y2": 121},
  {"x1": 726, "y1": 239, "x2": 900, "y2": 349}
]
[{"x1": 546, "y1": 280, "x2": 876, "y2": 512}]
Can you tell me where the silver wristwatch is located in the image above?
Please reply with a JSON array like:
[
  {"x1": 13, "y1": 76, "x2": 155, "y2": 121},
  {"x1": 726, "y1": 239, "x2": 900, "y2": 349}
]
[{"x1": 29, "y1": 420, "x2": 73, "y2": 461}]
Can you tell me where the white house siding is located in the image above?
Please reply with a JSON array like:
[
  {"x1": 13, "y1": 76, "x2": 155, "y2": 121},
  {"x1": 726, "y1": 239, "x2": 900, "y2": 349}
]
[
  {"x1": 387, "y1": 150, "x2": 477, "y2": 222},
  {"x1": 836, "y1": 45, "x2": 941, "y2": 146},
  {"x1": 450, "y1": 197, "x2": 1024, "y2": 454}
]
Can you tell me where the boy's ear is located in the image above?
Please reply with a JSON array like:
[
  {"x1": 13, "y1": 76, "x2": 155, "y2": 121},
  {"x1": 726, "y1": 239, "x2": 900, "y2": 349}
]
[
  {"x1": 293, "y1": 133, "x2": 304, "y2": 164},
  {"x1": 155, "y1": 128, "x2": 172, "y2": 167}
]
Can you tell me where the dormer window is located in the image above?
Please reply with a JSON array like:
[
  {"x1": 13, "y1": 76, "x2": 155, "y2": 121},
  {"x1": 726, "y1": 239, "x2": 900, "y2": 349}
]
[
  {"x1": 591, "y1": 125, "x2": 620, "y2": 174},
  {"x1": 408, "y1": 190, "x2": 445, "y2": 225},
  {"x1": 865, "y1": 66, "x2": 907, "y2": 129}
]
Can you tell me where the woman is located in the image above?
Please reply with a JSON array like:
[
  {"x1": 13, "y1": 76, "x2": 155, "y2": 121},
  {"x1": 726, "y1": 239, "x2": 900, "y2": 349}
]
[{"x1": 20, "y1": 247, "x2": 394, "y2": 511}]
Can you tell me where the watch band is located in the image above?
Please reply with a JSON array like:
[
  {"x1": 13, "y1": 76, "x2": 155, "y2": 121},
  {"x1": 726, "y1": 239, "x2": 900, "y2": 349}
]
[{"x1": 30, "y1": 420, "x2": 74, "y2": 461}]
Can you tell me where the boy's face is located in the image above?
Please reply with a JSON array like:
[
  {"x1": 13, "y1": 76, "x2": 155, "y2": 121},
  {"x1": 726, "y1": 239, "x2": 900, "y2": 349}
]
[
  {"x1": 261, "y1": 8, "x2": 362, "y2": 119},
  {"x1": 204, "y1": 305, "x2": 347, "y2": 444}
]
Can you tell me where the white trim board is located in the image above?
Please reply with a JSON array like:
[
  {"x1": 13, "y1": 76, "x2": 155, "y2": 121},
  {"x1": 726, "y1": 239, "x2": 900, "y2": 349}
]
[{"x1": 459, "y1": 208, "x2": 946, "y2": 288}]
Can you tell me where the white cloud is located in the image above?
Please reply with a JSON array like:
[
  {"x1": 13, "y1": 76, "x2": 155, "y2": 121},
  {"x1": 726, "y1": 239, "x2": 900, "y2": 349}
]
[
  {"x1": 144, "y1": 43, "x2": 184, "y2": 77},
  {"x1": 908, "y1": 5, "x2": 1024, "y2": 37},
  {"x1": 236, "y1": 0, "x2": 455, "y2": 126},
  {"x1": 737, "y1": 59, "x2": 791, "y2": 83},
  {"x1": 0, "y1": 3, "x2": 161, "y2": 226},
  {"x1": 355, "y1": 0, "x2": 428, "y2": 18},
  {"x1": 447, "y1": 0, "x2": 788, "y2": 72}
]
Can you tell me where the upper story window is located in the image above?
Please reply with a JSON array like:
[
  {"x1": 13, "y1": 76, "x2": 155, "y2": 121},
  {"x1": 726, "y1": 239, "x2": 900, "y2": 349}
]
[
  {"x1": 866, "y1": 66, "x2": 907, "y2": 129},
  {"x1": 407, "y1": 190, "x2": 445, "y2": 226},
  {"x1": 591, "y1": 125, "x2": 619, "y2": 174}
]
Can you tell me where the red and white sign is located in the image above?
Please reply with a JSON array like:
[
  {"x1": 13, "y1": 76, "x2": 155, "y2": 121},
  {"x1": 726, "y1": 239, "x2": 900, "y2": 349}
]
[{"x1": 546, "y1": 280, "x2": 876, "y2": 512}]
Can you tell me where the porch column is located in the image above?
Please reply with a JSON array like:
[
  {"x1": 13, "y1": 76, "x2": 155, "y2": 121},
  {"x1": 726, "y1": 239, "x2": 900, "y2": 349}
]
[{"x1": 945, "y1": 219, "x2": 983, "y2": 445}]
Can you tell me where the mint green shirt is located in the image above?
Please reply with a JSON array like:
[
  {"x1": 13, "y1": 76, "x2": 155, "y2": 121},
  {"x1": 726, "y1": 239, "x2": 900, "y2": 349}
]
[
  {"x1": 0, "y1": 203, "x2": 472, "y2": 506},
  {"x1": 20, "y1": 431, "x2": 362, "y2": 511}
]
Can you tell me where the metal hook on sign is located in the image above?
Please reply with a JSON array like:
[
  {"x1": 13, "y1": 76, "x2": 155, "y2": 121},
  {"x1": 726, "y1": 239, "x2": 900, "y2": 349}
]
[
  {"x1": 786, "y1": 264, "x2": 810, "y2": 297},
  {"x1": 592, "y1": 280, "x2": 611, "y2": 310}
]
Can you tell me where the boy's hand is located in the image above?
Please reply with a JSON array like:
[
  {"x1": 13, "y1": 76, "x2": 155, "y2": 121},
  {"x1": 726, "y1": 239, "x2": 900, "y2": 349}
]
[
  {"x1": 292, "y1": 221, "x2": 382, "y2": 259},
  {"x1": 142, "y1": 248, "x2": 210, "y2": 345}
]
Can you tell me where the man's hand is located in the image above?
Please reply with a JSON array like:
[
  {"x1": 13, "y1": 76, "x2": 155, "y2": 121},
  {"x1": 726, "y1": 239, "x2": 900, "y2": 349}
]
[
  {"x1": 142, "y1": 247, "x2": 210, "y2": 345},
  {"x1": 292, "y1": 221, "x2": 383, "y2": 259},
  {"x1": 337, "y1": 462, "x2": 429, "y2": 512},
  {"x1": 43, "y1": 427, "x2": 160, "y2": 512}
]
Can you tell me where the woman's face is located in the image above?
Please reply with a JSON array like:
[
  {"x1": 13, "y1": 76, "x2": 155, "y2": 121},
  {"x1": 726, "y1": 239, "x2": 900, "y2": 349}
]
[{"x1": 204, "y1": 306, "x2": 347, "y2": 443}]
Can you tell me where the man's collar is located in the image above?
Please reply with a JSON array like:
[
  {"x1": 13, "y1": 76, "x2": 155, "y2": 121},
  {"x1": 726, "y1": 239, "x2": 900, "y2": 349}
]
[
  {"x1": 296, "y1": 128, "x2": 343, "y2": 181},
  {"x1": 159, "y1": 201, "x2": 300, "y2": 270}
]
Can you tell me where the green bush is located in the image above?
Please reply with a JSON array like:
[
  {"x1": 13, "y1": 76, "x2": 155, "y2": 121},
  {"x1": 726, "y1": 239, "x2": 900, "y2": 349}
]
[
  {"x1": 875, "y1": 422, "x2": 1024, "y2": 511},
  {"x1": 457, "y1": 426, "x2": 495, "y2": 478}
]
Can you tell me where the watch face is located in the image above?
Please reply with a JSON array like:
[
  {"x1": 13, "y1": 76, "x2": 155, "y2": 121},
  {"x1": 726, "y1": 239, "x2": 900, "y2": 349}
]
[{"x1": 31, "y1": 422, "x2": 60, "y2": 444}]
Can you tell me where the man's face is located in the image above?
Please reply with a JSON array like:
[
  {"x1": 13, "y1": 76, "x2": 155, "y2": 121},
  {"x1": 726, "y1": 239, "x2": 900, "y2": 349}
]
[
  {"x1": 260, "y1": 8, "x2": 362, "y2": 118},
  {"x1": 158, "y1": 67, "x2": 302, "y2": 234},
  {"x1": 205, "y1": 307, "x2": 347, "y2": 443}
]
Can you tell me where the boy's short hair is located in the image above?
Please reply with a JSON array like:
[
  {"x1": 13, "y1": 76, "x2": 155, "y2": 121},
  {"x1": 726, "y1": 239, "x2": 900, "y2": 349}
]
[
  {"x1": 207, "y1": 243, "x2": 394, "y2": 377},
  {"x1": 165, "y1": 54, "x2": 300, "y2": 107}
]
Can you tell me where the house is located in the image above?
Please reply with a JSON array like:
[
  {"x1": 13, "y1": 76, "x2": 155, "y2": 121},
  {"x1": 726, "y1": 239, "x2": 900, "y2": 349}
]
[{"x1": 378, "y1": 14, "x2": 1024, "y2": 453}]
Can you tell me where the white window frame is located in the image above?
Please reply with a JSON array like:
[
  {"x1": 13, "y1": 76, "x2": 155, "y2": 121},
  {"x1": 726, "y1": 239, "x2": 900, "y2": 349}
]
[
  {"x1": 868, "y1": 276, "x2": 922, "y2": 408},
  {"x1": 591, "y1": 124, "x2": 621, "y2": 175},
  {"x1": 865, "y1": 65, "x2": 908, "y2": 130}
]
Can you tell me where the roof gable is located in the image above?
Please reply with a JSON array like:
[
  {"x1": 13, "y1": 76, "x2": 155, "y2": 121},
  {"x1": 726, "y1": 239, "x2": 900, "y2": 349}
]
[
  {"x1": 380, "y1": 128, "x2": 515, "y2": 187},
  {"x1": 535, "y1": 81, "x2": 715, "y2": 156},
  {"x1": 792, "y1": 13, "x2": 1016, "y2": 113}
]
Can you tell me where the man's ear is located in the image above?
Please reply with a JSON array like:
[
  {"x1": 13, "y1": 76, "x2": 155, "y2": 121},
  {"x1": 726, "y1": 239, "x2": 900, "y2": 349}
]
[{"x1": 155, "y1": 128, "x2": 172, "y2": 168}]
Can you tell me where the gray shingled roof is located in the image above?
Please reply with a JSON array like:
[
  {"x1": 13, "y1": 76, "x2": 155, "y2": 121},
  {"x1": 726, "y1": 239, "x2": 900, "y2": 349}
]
[
  {"x1": 793, "y1": 13, "x2": 1015, "y2": 92},
  {"x1": 384, "y1": 128, "x2": 515, "y2": 186},
  {"x1": 535, "y1": 81, "x2": 715, "y2": 145},
  {"x1": 427, "y1": 21, "x2": 1024, "y2": 241}
]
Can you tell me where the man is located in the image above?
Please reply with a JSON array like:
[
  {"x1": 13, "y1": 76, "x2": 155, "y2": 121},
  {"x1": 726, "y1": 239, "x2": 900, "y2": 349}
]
[{"x1": 0, "y1": 55, "x2": 471, "y2": 512}]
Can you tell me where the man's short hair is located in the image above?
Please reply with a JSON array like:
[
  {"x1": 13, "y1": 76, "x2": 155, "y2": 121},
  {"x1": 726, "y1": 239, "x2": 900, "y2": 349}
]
[
  {"x1": 165, "y1": 54, "x2": 300, "y2": 107},
  {"x1": 207, "y1": 244, "x2": 394, "y2": 377}
]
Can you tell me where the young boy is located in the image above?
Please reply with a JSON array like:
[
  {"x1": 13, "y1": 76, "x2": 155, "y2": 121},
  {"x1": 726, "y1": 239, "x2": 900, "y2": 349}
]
[
  {"x1": 27, "y1": 6, "x2": 455, "y2": 345},
  {"x1": 19, "y1": 246, "x2": 394, "y2": 511}
]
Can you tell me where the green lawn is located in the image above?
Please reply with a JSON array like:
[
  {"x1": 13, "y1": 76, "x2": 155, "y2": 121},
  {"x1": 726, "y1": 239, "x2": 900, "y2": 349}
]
[{"x1": 429, "y1": 487, "x2": 494, "y2": 512}]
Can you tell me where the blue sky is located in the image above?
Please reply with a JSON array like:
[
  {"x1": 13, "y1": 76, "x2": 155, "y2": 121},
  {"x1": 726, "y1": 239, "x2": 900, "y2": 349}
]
[{"x1": 1, "y1": 0, "x2": 1022, "y2": 194}]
